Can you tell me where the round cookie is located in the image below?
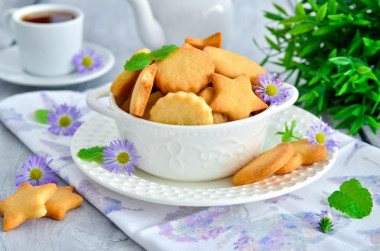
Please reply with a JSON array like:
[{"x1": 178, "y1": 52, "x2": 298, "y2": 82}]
[
  {"x1": 155, "y1": 45, "x2": 215, "y2": 94},
  {"x1": 274, "y1": 153, "x2": 303, "y2": 175},
  {"x1": 149, "y1": 91, "x2": 213, "y2": 125}
]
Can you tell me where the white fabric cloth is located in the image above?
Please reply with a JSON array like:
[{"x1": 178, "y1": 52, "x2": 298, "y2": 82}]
[{"x1": 0, "y1": 88, "x2": 379, "y2": 251}]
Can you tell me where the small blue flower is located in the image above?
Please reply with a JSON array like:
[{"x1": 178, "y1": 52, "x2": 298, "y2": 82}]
[
  {"x1": 305, "y1": 117, "x2": 339, "y2": 151},
  {"x1": 102, "y1": 139, "x2": 140, "y2": 175},
  {"x1": 47, "y1": 104, "x2": 83, "y2": 136},
  {"x1": 73, "y1": 47, "x2": 103, "y2": 74},
  {"x1": 254, "y1": 71, "x2": 291, "y2": 105},
  {"x1": 16, "y1": 155, "x2": 58, "y2": 186}
]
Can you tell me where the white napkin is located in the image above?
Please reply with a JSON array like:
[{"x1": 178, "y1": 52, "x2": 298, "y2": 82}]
[{"x1": 0, "y1": 87, "x2": 379, "y2": 251}]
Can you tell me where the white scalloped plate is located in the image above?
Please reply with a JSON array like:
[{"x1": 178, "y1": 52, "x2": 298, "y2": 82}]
[{"x1": 70, "y1": 106, "x2": 338, "y2": 206}]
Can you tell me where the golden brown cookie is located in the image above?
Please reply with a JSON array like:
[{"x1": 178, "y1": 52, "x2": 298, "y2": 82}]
[
  {"x1": 110, "y1": 48, "x2": 151, "y2": 98},
  {"x1": 232, "y1": 143, "x2": 295, "y2": 186},
  {"x1": 155, "y1": 45, "x2": 215, "y2": 94},
  {"x1": 141, "y1": 91, "x2": 164, "y2": 120},
  {"x1": 275, "y1": 139, "x2": 328, "y2": 175},
  {"x1": 120, "y1": 95, "x2": 132, "y2": 113},
  {"x1": 198, "y1": 87, "x2": 228, "y2": 124},
  {"x1": 292, "y1": 139, "x2": 328, "y2": 164},
  {"x1": 209, "y1": 73, "x2": 268, "y2": 121},
  {"x1": 274, "y1": 153, "x2": 303, "y2": 175},
  {"x1": 203, "y1": 46, "x2": 266, "y2": 86},
  {"x1": 185, "y1": 32, "x2": 222, "y2": 49},
  {"x1": 130, "y1": 64, "x2": 157, "y2": 117},
  {"x1": 45, "y1": 186, "x2": 83, "y2": 220},
  {"x1": 0, "y1": 182, "x2": 57, "y2": 231},
  {"x1": 150, "y1": 91, "x2": 213, "y2": 125}
]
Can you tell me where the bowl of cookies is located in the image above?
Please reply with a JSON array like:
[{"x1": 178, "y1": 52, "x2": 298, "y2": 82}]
[{"x1": 87, "y1": 33, "x2": 298, "y2": 182}]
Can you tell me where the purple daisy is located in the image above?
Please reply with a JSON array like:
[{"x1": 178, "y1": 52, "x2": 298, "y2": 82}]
[
  {"x1": 47, "y1": 103, "x2": 83, "y2": 136},
  {"x1": 16, "y1": 155, "x2": 58, "y2": 186},
  {"x1": 73, "y1": 47, "x2": 103, "y2": 74},
  {"x1": 318, "y1": 209, "x2": 333, "y2": 233},
  {"x1": 254, "y1": 72, "x2": 291, "y2": 105},
  {"x1": 101, "y1": 139, "x2": 140, "y2": 175},
  {"x1": 305, "y1": 117, "x2": 339, "y2": 151}
]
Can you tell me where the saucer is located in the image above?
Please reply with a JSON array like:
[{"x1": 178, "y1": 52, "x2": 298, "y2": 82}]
[
  {"x1": 0, "y1": 42, "x2": 115, "y2": 87},
  {"x1": 70, "y1": 106, "x2": 338, "y2": 206}
]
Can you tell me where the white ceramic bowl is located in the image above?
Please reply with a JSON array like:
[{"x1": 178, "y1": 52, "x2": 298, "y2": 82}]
[{"x1": 86, "y1": 84, "x2": 298, "y2": 182}]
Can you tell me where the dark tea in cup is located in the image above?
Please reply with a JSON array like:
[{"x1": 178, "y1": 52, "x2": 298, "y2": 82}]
[{"x1": 22, "y1": 11, "x2": 75, "y2": 23}]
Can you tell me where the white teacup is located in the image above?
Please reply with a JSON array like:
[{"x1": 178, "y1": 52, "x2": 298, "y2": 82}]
[{"x1": 4, "y1": 4, "x2": 84, "y2": 76}]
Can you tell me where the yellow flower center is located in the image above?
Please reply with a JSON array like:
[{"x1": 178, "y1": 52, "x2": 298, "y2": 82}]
[
  {"x1": 315, "y1": 132, "x2": 326, "y2": 144},
  {"x1": 266, "y1": 84, "x2": 278, "y2": 97},
  {"x1": 82, "y1": 56, "x2": 93, "y2": 67},
  {"x1": 117, "y1": 152, "x2": 130, "y2": 164},
  {"x1": 59, "y1": 116, "x2": 71, "y2": 128},
  {"x1": 30, "y1": 168, "x2": 43, "y2": 181}
]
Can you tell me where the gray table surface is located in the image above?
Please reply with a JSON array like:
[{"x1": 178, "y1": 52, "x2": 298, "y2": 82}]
[{"x1": 0, "y1": 0, "x2": 378, "y2": 250}]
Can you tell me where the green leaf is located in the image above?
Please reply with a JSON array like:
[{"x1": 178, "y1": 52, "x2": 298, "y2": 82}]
[
  {"x1": 289, "y1": 23, "x2": 314, "y2": 35},
  {"x1": 327, "y1": 13, "x2": 347, "y2": 21},
  {"x1": 307, "y1": 0, "x2": 319, "y2": 12},
  {"x1": 312, "y1": 26, "x2": 338, "y2": 36},
  {"x1": 264, "y1": 11, "x2": 284, "y2": 21},
  {"x1": 349, "y1": 116, "x2": 364, "y2": 134},
  {"x1": 275, "y1": 120, "x2": 299, "y2": 142},
  {"x1": 366, "y1": 115, "x2": 380, "y2": 134},
  {"x1": 352, "y1": 20, "x2": 372, "y2": 27},
  {"x1": 265, "y1": 36, "x2": 281, "y2": 51},
  {"x1": 273, "y1": 3, "x2": 287, "y2": 15},
  {"x1": 295, "y1": 3, "x2": 306, "y2": 17},
  {"x1": 35, "y1": 109, "x2": 49, "y2": 124},
  {"x1": 279, "y1": 16, "x2": 304, "y2": 25},
  {"x1": 329, "y1": 57, "x2": 352, "y2": 66},
  {"x1": 284, "y1": 41, "x2": 295, "y2": 69},
  {"x1": 357, "y1": 66, "x2": 372, "y2": 74},
  {"x1": 316, "y1": 4, "x2": 328, "y2": 22},
  {"x1": 124, "y1": 52, "x2": 152, "y2": 71},
  {"x1": 327, "y1": 0, "x2": 337, "y2": 14},
  {"x1": 77, "y1": 146, "x2": 106, "y2": 163},
  {"x1": 150, "y1": 44, "x2": 178, "y2": 60},
  {"x1": 328, "y1": 178, "x2": 373, "y2": 218}
]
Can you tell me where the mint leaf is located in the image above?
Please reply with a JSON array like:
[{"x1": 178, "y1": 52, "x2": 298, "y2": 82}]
[
  {"x1": 124, "y1": 44, "x2": 178, "y2": 71},
  {"x1": 124, "y1": 52, "x2": 152, "y2": 71},
  {"x1": 150, "y1": 44, "x2": 178, "y2": 60},
  {"x1": 328, "y1": 178, "x2": 373, "y2": 219},
  {"x1": 77, "y1": 146, "x2": 106, "y2": 163},
  {"x1": 35, "y1": 109, "x2": 49, "y2": 124}
]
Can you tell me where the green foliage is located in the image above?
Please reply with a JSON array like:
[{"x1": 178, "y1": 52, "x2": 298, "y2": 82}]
[
  {"x1": 328, "y1": 178, "x2": 373, "y2": 218},
  {"x1": 77, "y1": 146, "x2": 105, "y2": 163},
  {"x1": 259, "y1": 0, "x2": 380, "y2": 135},
  {"x1": 34, "y1": 109, "x2": 49, "y2": 124},
  {"x1": 275, "y1": 120, "x2": 301, "y2": 142},
  {"x1": 124, "y1": 44, "x2": 178, "y2": 71}
]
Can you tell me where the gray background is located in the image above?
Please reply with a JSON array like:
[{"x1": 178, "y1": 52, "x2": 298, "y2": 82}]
[{"x1": 0, "y1": 0, "x2": 378, "y2": 250}]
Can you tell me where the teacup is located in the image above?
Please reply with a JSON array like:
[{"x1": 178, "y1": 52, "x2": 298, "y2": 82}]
[
  {"x1": 4, "y1": 4, "x2": 84, "y2": 76},
  {"x1": 86, "y1": 84, "x2": 298, "y2": 182}
]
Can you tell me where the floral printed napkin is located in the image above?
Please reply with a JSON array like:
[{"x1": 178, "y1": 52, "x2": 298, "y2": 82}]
[{"x1": 0, "y1": 87, "x2": 379, "y2": 251}]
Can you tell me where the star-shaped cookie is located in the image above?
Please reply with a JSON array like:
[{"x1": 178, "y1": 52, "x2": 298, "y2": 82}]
[
  {"x1": 0, "y1": 182, "x2": 57, "y2": 231},
  {"x1": 209, "y1": 73, "x2": 268, "y2": 120},
  {"x1": 45, "y1": 186, "x2": 83, "y2": 220}
]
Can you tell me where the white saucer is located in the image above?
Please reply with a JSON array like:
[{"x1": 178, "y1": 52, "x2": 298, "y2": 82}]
[
  {"x1": 70, "y1": 106, "x2": 338, "y2": 206},
  {"x1": 0, "y1": 42, "x2": 115, "y2": 87}
]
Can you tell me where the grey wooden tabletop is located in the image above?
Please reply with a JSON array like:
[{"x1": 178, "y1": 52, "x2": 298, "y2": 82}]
[{"x1": 0, "y1": 0, "x2": 378, "y2": 250}]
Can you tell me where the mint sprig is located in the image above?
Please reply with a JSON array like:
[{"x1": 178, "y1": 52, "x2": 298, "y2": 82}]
[
  {"x1": 328, "y1": 178, "x2": 373, "y2": 219},
  {"x1": 275, "y1": 120, "x2": 301, "y2": 142},
  {"x1": 124, "y1": 44, "x2": 178, "y2": 71},
  {"x1": 77, "y1": 146, "x2": 106, "y2": 163},
  {"x1": 35, "y1": 109, "x2": 49, "y2": 124}
]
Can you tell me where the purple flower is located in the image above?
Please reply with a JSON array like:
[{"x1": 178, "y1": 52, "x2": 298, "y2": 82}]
[
  {"x1": 47, "y1": 103, "x2": 83, "y2": 136},
  {"x1": 73, "y1": 47, "x2": 103, "y2": 74},
  {"x1": 305, "y1": 117, "x2": 339, "y2": 151},
  {"x1": 16, "y1": 155, "x2": 58, "y2": 186},
  {"x1": 254, "y1": 71, "x2": 291, "y2": 105},
  {"x1": 318, "y1": 209, "x2": 333, "y2": 234},
  {"x1": 102, "y1": 139, "x2": 140, "y2": 175}
]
